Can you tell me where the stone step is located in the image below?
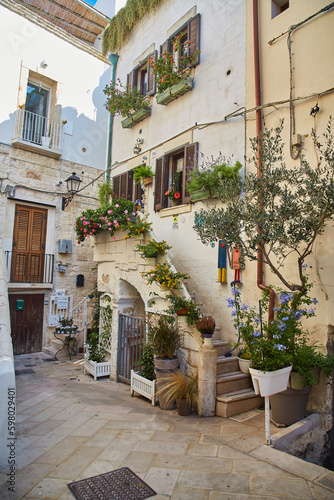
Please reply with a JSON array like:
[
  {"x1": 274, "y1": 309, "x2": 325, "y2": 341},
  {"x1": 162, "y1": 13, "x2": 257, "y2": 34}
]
[
  {"x1": 216, "y1": 388, "x2": 264, "y2": 418},
  {"x1": 217, "y1": 355, "x2": 239, "y2": 375},
  {"x1": 212, "y1": 340, "x2": 232, "y2": 357},
  {"x1": 216, "y1": 371, "x2": 252, "y2": 395}
]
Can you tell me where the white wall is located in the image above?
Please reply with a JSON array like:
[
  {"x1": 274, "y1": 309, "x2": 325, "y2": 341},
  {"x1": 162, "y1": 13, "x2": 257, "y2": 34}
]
[{"x1": 0, "y1": 5, "x2": 111, "y2": 170}]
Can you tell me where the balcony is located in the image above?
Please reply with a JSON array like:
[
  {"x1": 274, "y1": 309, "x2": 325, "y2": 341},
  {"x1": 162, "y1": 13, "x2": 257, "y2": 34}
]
[
  {"x1": 12, "y1": 109, "x2": 63, "y2": 158},
  {"x1": 5, "y1": 251, "x2": 54, "y2": 285}
]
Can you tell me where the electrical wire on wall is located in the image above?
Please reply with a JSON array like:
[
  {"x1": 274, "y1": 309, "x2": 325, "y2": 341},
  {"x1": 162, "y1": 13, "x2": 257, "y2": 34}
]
[{"x1": 287, "y1": 32, "x2": 301, "y2": 160}]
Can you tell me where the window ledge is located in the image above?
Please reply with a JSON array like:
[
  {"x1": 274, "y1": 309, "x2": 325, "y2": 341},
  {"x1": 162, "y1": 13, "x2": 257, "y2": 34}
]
[{"x1": 159, "y1": 203, "x2": 192, "y2": 217}]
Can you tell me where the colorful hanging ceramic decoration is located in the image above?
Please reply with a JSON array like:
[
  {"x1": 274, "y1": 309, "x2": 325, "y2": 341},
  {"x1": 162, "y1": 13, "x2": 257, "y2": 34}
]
[
  {"x1": 218, "y1": 240, "x2": 227, "y2": 283},
  {"x1": 232, "y1": 245, "x2": 241, "y2": 283}
]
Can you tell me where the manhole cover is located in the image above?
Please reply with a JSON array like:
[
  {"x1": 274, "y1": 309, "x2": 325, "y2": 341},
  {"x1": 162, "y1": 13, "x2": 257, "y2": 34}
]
[
  {"x1": 68, "y1": 467, "x2": 156, "y2": 500},
  {"x1": 15, "y1": 369, "x2": 34, "y2": 375}
]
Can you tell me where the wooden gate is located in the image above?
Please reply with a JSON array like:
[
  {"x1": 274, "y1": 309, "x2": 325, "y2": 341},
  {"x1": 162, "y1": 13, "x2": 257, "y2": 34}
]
[
  {"x1": 117, "y1": 314, "x2": 145, "y2": 384},
  {"x1": 9, "y1": 294, "x2": 44, "y2": 354}
]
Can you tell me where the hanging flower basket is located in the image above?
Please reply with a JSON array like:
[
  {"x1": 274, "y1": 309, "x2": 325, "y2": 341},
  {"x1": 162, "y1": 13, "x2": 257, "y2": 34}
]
[
  {"x1": 249, "y1": 365, "x2": 292, "y2": 397},
  {"x1": 121, "y1": 105, "x2": 151, "y2": 129},
  {"x1": 156, "y1": 78, "x2": 194, "y2": 106}
]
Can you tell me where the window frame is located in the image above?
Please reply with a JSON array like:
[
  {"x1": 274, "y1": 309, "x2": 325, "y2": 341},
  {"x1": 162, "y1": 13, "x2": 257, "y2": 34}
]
[
  {"x1": 154, "y1": 142, "x2": 198, "y2": 212},
  {"x1": 127, "y1": 50, "x2": 157, "y2": 98},
  {"x1": 112, "y1": 170, "x2": 143, "y2": 202},
  {"x1": 160, "y1": 13, "x2": 201, "y2": 68}
]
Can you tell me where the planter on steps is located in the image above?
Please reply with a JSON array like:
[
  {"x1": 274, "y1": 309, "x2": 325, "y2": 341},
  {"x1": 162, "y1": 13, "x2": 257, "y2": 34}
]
[{"x1": 238, "y1": 357, "x2": 251, "y2": 374}]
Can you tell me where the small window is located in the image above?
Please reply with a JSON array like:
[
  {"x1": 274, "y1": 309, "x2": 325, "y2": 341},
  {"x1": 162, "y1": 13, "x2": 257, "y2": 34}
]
[
  {"x1": 272, "y1": 0, "x2": 289, "y2": 19},
  {"x1": 127, "y1": 51, "x2": 157, "y2": 98},
  {"x1": 112, "y1": 170, "x2": 143, "y2": 203},
  {"x1": 161, "y1": 13, "x2": 201, "y2": 69},
  {"x1": 154, "y1": 142, "x2": 198, "y2": 211}
]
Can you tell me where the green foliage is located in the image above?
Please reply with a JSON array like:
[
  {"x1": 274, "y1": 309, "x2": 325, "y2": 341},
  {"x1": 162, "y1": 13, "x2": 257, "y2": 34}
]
[
  {"x1": 193, "y1": 119, "x2": 334, "y2": 293},
  {"x1": 136, "y1": 239, "x2": 171, "y2": 258},
  {"x1": 85, "y1": 291, "x2": 112, "y2": 363},
  {"x1": 85, "y1": 330, "x2": 106, "y2": 363},
  {"x1": 227, "y1": 283, "x2": 334, "y2": 378},
  {"x1": 75, "y1": 197, "x2": 136, "y2": 243},
  {"x1": 133, "y1": 164, "x2": 155, "y2": 184},
  {"x1": 165, "y1": 171, "x2": 181, "y2": 200},
  {"x1": 148, "y1": 37, "x2": 200, "y2": 93},
  {"x1": 102, "y1": 0, "x2": 166, "y2": 55},
  {"x1": 147, "y1": 314, "x2": 183, "y2": 359},
  {"x1": 186, "y1": 156, "x2": 242, "y2": 200},
  {"x1": 138, "y1": 343, "x2": 156, "y2": 381},
  {"x1": 124, "y1": 216, "x2": 152, "y2": 238},
  {"x1": 98, "y1": 180, "x2": 113, "y2": 208},
  {"x1": 165, "y1": 294, "x2": 201, "y2": 325},
  {"x1": 104, "y1": 78, "x2": 150, "y2": 118},
  {"x1": 156, "y1": 370, "x2": 198, "y2": 405},
  {"x1": 141, "y1": 263, "x2": 190, "y2": 289},
  {"x1": 58, "y1": 316, "x2": 73, "y2": 327}
]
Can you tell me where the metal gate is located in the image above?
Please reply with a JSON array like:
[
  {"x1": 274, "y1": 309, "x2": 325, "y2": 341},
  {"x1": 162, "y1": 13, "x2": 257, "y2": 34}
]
[{"x1": 117, "y1": 314, "x2": 145, "y2": 384}]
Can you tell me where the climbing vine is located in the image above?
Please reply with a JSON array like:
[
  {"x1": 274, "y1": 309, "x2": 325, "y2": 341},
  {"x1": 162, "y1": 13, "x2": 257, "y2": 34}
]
[{"x1": 102, "y1": 0, "x2": 166, "y2": 55}]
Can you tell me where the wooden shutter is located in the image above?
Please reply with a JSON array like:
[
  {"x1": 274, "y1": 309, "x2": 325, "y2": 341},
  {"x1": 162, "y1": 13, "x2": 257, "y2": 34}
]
[
  {"x1": 127, "y1": 69, "x2": 138, "y2": 90},
  {"x1": 127, "y1": 170, "x2": 134, "y2": 201},
  {"x1": 160, "y1": 39, "x2": 172, "y2": 56},
  {"x1": 120, "y1": 173, "x2": 127, "y2": 199},
  {"x1": 162, "y1": 155, "x2": 169, "y2": 209},
  {"x1": 183, "y1": 142, "x2": 198, "y2": 204},
  {"x1": 154, "y1": 157, "x2": 163, "y2": 211},
  {"x1": 147, "y1": 50, "x2": 157, "y2": 96},
  {"x1": 12, "y1": 205, "x2": 47, "y2": 283},
  {"x1": 113, "y1": 175, "x2": 120, "y2": 198},
  {"x1": 188, "y1": 14, "x2": 201, "y2": 66}
]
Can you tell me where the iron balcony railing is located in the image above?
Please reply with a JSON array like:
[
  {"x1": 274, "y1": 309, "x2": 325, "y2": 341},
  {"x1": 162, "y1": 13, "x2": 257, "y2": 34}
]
[
  {"x1": 5, "y1": 251, "x2": 54, "y2": 284},
  {"x1": 13, "y1": 109, "x2": 62, "y2": 151}
]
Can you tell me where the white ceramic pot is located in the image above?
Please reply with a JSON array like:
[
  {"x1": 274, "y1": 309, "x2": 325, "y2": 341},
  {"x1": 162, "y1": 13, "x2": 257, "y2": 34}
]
[
  {"x1": 238, "y1": 357, "x2": 251, "y2": 374},
  {"x1": 249, "y1": 365, "x2": 292, "y2": 397}
]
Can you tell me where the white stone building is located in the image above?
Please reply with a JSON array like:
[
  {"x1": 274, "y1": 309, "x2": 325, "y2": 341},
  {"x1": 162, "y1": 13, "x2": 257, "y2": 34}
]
[{"x1": 0, "y1": 0, "x2": 113, "y2": 354}]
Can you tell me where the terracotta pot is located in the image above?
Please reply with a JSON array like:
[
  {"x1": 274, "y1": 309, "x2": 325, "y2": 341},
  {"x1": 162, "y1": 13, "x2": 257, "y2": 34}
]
[
  {"x1": 177, "y1": 308, "x2": 189, "y2": 316},
  {"x1": 171, "y1": 199, "x2": 180, "y2": 207},
  {"x1": 177, "y1": 398, "x2": 192, "y2": 416}
]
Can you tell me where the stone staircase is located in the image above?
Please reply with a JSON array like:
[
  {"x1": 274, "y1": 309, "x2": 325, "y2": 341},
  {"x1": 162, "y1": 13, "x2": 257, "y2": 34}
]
[{"x1": 212, "y1": 340, "x2": 263, "y2": 418}]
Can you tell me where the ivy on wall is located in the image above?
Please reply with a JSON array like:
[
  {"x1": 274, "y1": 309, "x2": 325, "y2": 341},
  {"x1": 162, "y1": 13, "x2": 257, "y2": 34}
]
[{"x1": 102, "y1": 0, "x2": 166, "y2": 55}]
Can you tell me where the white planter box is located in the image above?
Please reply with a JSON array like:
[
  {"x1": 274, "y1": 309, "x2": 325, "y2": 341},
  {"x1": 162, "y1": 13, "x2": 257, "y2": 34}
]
[
  {"x1": 249, "y1": 365, "x2": 292, "y2": 397},
  {"x1": 130, "y1": 370, "x2": 157, "y2": 406},
  {"x1": 84, "y1": 357, "x2": 111, "y2": 381}
]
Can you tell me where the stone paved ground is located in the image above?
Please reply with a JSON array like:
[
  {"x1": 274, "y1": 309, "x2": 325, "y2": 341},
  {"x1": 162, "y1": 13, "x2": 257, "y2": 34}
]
[{"x1": 1, "y1": 352, "x2": 334, "y2": 499}]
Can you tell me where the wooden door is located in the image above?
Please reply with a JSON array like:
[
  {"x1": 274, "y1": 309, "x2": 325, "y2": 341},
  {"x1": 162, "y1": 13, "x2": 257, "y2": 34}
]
[
  {"x1": 12, "y1": 205, "x2": 47, "y2": 283},
  {"x1": 9, "y1": 294, "x2": 44, "y2": 354}
]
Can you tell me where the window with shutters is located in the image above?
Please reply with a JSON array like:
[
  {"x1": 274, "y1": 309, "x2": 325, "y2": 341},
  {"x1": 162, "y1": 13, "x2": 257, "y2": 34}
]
[
  {"x1": 160, "y1": 14, "x2": 200, "y2": 70},
  {"x1": 11, "y1": 205, "x2": 48, "y2": 283},
  {"x1": 154, "y1": 142, "x2": 198, "y2": 211},
  {"x1": 112, "y1": 170, "x2": 144, "y2": 202},
  {"x1": 127, "y1": 51, "x2": 157, "y2": 98}
]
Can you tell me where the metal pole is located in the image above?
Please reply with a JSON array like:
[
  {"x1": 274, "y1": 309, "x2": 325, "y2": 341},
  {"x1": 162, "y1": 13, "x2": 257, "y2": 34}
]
[
  {"x1": 265, "y1": 396, "x2": 271, "y2": 445},
  {"x1": 106, "y1": 53, "x2": 119, "y2": 182}
]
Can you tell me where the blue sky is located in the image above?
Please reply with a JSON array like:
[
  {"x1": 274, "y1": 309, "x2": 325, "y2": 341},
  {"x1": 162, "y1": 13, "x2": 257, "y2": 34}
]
[{"x1": 84, "y1": 0, "x2": 97, "y2": 6}]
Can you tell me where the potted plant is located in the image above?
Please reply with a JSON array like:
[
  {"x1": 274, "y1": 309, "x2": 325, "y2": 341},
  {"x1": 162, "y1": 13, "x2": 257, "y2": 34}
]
[
  {"x1": 165, "y1": 294, "x2": 201, "y2": 325},
  {"x1": 141, "y1": 263, "x2": 189, "y2": 291},
  {"x1": 237, "y1": 345, "x2": 252, "y2": 374},
  {"x1": 186, "y1": 156, "x2": 242, "y2": 202},
  {"x1": 125, "y1": 216, "x2": 152, "y2": 240},
  {"x1": 84, "y1": 330, "x2": 111, "y2": 380},
  {"x1": 146, "y1": 314, "x2": 184, "y2": 409},
  {"x1": 165, "y1": 171, "x2": 181, "y2": 206},
  {"x1": 135, "y1": 239, "x2": 171, "y2": 264},
  {"x1": 156, "y1": 369, "x2": 198, "y2": 416},
  {"x1": 130, "y1": 343, "x2": 157, "y2": 406},
  {"x1": 195, "y1": 315, "x2": 216, "y2": 345},
  {"x1": 103, "y1": 78, "x2": 151, "y2": 128},
  {"x1": 149, "y1": 38, "x2": 200, "y2": 106},
  {"x1": 133, "y1": 164, "x2": 155, "y2": 187}
]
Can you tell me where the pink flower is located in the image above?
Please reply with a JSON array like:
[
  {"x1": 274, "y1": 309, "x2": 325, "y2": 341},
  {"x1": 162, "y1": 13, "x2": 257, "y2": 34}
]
[
  {"x1": 132, "y1": 212, "x2": 136, "y2": 216},
  {"x1": 115, "y1": 204, "x2": 119, "y2": 208},
  {"x1": 113, "y1": 236, "x2": 116, "y2": 240},
  {"x1": 124, "y1": 210, "x2": 128, "y2": 214},
  {"x1": 127, "y1": 217, "x2": 130, "y2": 221},
  {"x1": 108, "y1": 228, "x2": 112, "y2": 231},
  {"x1": 108, "y1": 210, "x2": 112, "y2": 214},
  {"x1": 108, "y1": 222, "x2": 111, "y2": 226},
  {"x1": 113, "y1": 220, "x2": 117, "y2": 224}
]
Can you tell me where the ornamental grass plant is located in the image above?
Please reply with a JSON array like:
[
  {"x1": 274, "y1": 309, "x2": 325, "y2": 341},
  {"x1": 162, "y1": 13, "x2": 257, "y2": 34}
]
[{"x1": 155, "y1": 369, "x2": 198, "y2": 406}]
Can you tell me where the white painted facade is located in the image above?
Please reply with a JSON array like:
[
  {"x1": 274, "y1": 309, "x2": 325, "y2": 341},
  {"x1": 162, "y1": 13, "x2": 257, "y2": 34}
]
[{"x1": 98, "y1": 0, "x2": 247, "y2": 352}]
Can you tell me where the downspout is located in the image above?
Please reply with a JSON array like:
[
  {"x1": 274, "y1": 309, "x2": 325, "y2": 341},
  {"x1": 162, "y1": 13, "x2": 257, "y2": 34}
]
[
  {"x1": 106, "y1": 53, "x2": 119, "y2": 182},
  {"x1": 253, "y1": 0, "x2": 275, "y2": 321}
]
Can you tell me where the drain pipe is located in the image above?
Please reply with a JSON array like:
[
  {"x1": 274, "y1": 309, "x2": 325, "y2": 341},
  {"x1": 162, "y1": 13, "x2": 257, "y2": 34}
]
[
  {"x1": 253, "y1": 0, "x2": 275, "y2": 321},
  {"x1": 253, "y1": 0, "x2": 275, "y2": 446},
  {"x1": 106, "y1": 53, "x2": 119, "y2": 182}
]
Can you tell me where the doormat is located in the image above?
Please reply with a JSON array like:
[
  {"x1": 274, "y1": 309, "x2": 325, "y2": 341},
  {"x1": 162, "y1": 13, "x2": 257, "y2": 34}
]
[{"x1": 68, "y1": 467, "x2": 156, "y2": 500}]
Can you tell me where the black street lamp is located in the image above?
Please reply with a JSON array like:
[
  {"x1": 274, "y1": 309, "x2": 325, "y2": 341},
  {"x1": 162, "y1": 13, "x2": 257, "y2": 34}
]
[{"x1": 62, "y1": 172, "x2": 81, "y2": 210}]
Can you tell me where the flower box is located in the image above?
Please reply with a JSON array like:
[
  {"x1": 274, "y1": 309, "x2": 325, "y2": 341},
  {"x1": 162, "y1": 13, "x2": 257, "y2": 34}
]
[
  {"x1": 130, "y1": 370, "x2": 157, "y2": 406},
  {"x1": 121, "y1": 105, "x2": 151, "y2": 129},
  {"x1": 84, "y1": 357, "x2": 111, "y2": 381},
  {"x1": 156, "y1": 78, "x2": 194, "y2": 106},
  {"x1": 249, "y1": 365, "x2": 292, "y2": 397}
]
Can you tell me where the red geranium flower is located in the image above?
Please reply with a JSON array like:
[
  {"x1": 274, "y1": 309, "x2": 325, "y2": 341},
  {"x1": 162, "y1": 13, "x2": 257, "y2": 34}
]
[{"x1": 174, "y1": 192, "x2": 180, "y2": 199}]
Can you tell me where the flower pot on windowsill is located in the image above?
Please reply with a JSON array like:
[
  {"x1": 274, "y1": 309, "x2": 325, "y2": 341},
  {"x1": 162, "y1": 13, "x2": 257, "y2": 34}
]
[
  {"x1": 249, "y1": 365, "x2": 292, "y2": 397},
  {"x1": 156, "y1": 77, "x2": 194, "y2": 106},
  {"x1": 121, "y1": 105, "x2": 151, "y2": 129},
  {"x1": 171, "y1": 199, "x2": 180, "y2": 207}
]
